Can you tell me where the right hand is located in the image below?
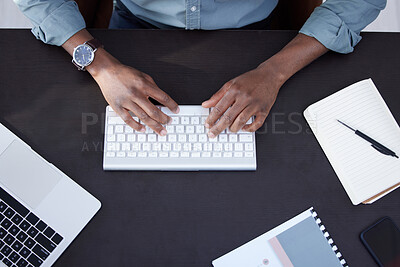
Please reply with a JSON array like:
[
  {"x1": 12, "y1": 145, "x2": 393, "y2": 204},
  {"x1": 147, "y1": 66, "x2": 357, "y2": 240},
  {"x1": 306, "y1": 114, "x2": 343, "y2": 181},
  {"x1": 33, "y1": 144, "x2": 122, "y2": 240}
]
[{"x1": 87, "y1": 49, "x2": 180, "y2": 136}]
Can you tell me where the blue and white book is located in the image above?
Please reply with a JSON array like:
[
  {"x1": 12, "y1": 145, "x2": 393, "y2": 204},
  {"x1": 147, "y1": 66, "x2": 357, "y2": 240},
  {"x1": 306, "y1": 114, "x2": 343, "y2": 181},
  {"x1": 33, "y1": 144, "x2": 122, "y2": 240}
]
[{"x1": 212, "y1": 208, "x2": 346, "y2": 267}]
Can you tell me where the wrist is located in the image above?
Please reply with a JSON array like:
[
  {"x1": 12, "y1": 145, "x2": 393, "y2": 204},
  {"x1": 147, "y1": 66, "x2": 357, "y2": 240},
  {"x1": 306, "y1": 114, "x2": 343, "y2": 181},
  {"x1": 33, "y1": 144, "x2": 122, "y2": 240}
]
[
  {"x1": 257, "y1": 57, "x2": 289, "y2": 89},
  {"x1": 85, "y1": 48, "x2": 120, "y2": 78}
]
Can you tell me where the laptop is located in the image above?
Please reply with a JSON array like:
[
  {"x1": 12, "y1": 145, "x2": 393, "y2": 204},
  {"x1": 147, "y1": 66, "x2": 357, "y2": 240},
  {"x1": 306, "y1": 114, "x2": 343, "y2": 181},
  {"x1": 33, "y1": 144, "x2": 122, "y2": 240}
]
[{"x1": 0, "y1": 123, "x2": 101, "y2": 267}]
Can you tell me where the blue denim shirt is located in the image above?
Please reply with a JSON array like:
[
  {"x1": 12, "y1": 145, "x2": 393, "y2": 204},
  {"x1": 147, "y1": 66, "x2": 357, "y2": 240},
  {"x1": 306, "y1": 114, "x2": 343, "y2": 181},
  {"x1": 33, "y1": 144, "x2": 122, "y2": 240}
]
[{"x1": 13, "y1": 0, "x2": 386, "y2": 54}]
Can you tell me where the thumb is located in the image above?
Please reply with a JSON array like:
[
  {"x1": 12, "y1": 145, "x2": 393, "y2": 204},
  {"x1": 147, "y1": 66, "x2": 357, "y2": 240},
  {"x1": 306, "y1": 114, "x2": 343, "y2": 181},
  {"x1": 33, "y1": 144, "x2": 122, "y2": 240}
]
[{"x1": 202, "y1": 82, "x2": 231, "y2": 108}]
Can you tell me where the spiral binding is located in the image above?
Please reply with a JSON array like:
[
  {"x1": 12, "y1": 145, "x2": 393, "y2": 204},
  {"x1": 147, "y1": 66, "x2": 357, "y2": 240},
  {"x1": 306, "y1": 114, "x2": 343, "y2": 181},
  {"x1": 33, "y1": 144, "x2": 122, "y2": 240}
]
[{"x1": 310, "y1": 208, "x2": 348, "y2": 267}]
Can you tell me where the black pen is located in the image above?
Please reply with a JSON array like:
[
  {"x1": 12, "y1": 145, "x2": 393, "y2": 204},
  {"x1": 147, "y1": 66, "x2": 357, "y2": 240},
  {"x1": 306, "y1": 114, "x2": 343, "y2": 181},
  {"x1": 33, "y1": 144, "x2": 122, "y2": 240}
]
[{"x1": 337, "y1": 120, "x2": 398, "y2": 159}]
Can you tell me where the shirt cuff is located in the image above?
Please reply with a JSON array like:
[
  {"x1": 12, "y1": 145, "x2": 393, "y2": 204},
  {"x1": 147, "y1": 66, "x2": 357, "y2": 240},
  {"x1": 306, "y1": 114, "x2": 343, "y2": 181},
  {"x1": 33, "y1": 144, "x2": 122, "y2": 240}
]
[
  {"x1": 31, "y1": 1, "x2": 86, "y2": 46},
  {"x1": 299, "y1": 6, "x2": 362, "y2": 54}
]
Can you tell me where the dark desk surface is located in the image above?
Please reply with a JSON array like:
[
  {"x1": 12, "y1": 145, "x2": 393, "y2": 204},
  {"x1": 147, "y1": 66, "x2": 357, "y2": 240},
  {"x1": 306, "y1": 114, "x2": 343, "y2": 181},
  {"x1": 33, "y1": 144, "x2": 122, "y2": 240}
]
[{"x1": 0, "y1": 29, "x2": 399, "y2": 267}]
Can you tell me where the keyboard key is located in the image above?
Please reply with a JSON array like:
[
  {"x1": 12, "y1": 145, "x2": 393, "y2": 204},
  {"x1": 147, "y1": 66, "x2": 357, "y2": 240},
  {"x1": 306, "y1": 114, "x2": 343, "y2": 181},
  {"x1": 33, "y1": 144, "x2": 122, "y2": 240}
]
[
  {"x1": 224, "y1": 143, "x2": 233, "y2": 151},
  {"x1": 16, "y1": 232, "x2": 28, "y2": 243},
  {"x1": 245, "y1": 152, "x2": 254, "y2": 157},
  {"x1": 245, "y1": 143, "x2": 254, "y2": 151},
  {"x1": 201, "y1": 152, "x2": 211, "y2": 157},
  {"x1": 4, "y1": 208, "x2": 15, "y2": 219},
  {"x1": 166, "y1": 125, "x2": 174, "y2": 133},
  {"x1": 218, "y1": 134, "x2": 227, "y2": 142},
  {"x1": 170, "y1": 152, "x2": 179, "y2": 157},
  {"x1": 127, "y1": 152, "x2": 137, "y2": 158},
  {"x1": 192, "y1": 152, "x2": 200, "y2": 158},
  {"x1": 234, "y1": 143, "x2": 243, "y2": 151},
  {"x1": 191, "y1": 117, "x2": 200, "y2": 124},
  {"x1": 32, "y1": 244, "x2": 49, "y2": 260},
  {"x1": 0, "y1": 202, "x2": 7, "y2": 212},
  {"x1": 148, "y1": 152, "x2": 157, "y2": 158},
  {"x1": 137, "y1": 134, "x2": 146, "y2": 142},
  {"x1": 234, "y1": 152, "x2": 244, "y2": 157},
  {"x1": 142, "y1": 143, "x2": 151, "y2": 151},
  {"x1": 115, "y1": 125, "x2": 124, "y2": 133},
  {"x1": 178, "y1": 134, "x2": 186, "y2": 142},
  {"x1": 0, "y1": 228, "x2": 7, "y2": 238},
  {"x1": 27, "y1": 253, "x2": 43, "y2": 267},
  {"x1": 171, "y1": 117, "x2": 179, "y2": 124},
  {"x1": 124, "y1": 125, "x2": 133, "y2": 133},
  {"x1": 196, "y1": 125, "x2": 205, "y2": 133},
  {"x1": 1, "y1": 219, "x2": 12, "y2": 230},
  {"x1": 138, "y1": 152, "x2": 147, "y2": 157},
  {"x1": 19, "y1": 221, "x2": 30, "y2": 232},
  {"x1": 0, "y1": 188, "x2": 29, "y2": 217},
  {"x1": 193, "y1": 143, "x2": 202, "y2": 151},
  {"x1": 180, "y1": 152, "x2": 189, "y2": 158},
  {"x1": 11, "y1": 214, "x2": 23, "y2": 225},
  {"x1": 9, "y1": 251, "x2": 20, "y2": 263},
  {"x1": 11, "y1": 240, "x2": 23, "y2": 252},
  {"x1": 239, "y1": 134, "x2": 253, "y2": 142},
  {"x1": 24, "y1": 238, "x2": 35, "y2": 249},
  {"x1": 106, "y1": 152, "x2": 115, "y2": 158},
  {"x1": 223, "y1": 152, "x2": 233, "y2": 158},
  {"x1": 168, "y1": 134, "x2": 177, "y2": 142},
  {"x1": 176, "y1": 126, "x2": 184, "y2": 133},
  {"x1": 16, "y1": 258, "x2": 28, "y2": 267},
  {"x1": 181, "y1": 117, "x2": 189, "y2": 124},
  {"x1": 162, "y1": 143, "x2": 171, "y2": 151},
  {"x1": 26, "y1": 214, "x2": 39, "y2": 226},
  {"x1": 173, "y1": 143, "x2": 181, "y2": 151},
  {"x1": 147, "y1": 134, "x2": 156, "y2": 142},
  {"x1": 229, "y1": 134, "x2": 238, "y2": 142},
  {"x1": 204, "y1": 143, "x2": 212, "y2": 151},
  {"x1": 8, "y1": 225, "x2": 19, "y2": 236},
  {"x1": 186, "y1": 126, "x2": 194, "y2": 134},
  {"x1": 2, "y1": 257, "x2": 12, "y2": 266},
  {"x1": 50, "y1": 231, "x2": 61, "y2": 246},
  {"x1": 4, "y1": 234, "x2": 15, "y2": 245},
  {"x1": 1, "y1": 245, "x2": 11, "y2": 256},
  {"x1": 19, "y1": 247, "x2": 31, "y2": 259},
  {"x1": 117, "y1": 134, "x2": 125, "y2": 142},
  {"x1": 0, "y1": 213, "x2": 4, "y2": 223},
  {"x1": 0, "y1": 252, "x2": 3, "y2": 260},
  {"x1": 27, "y1": 227, "x2": 38, "y2": 238},
  {"x1": 158, "y1": 136, "x2": 167, "y2": 142},
  {"x1": 188, "y1": 134, "x2": 197, "y2": 142},
  {"x1": 43, "y1": 228, "x2": 55, "y2": 239},
  {"x1": 159, "y1": 152, "x2": 168, "y2": 158},
  {"x1": 127, "y1": 134, "x2": 136, "y2": 142},
  {"x1": 108, "y1": 116, "x2": 124, "y2": 125},
  {"x1": 116, "y1": 152, "x2": 126, "y2": 158},
  {"x1": 0, "y1": 240, "x2": 3, "y2": 249}
]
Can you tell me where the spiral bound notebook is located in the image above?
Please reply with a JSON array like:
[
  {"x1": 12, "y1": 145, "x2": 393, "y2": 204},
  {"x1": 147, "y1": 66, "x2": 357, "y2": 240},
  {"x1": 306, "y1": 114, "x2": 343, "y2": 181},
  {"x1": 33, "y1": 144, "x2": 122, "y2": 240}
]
[
  {"x1": 303, "y1": 79, "x2": 400, "y2": 205},
  {"x1": 212, "y1": 207, "x2": 346, "y2": 267}
]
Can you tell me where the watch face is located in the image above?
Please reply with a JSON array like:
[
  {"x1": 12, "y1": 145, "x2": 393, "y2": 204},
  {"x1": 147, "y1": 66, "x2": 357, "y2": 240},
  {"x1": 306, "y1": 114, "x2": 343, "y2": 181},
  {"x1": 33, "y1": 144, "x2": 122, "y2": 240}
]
[{"x1": 73, "y1": 44, "x2": 94, "y2": 67}]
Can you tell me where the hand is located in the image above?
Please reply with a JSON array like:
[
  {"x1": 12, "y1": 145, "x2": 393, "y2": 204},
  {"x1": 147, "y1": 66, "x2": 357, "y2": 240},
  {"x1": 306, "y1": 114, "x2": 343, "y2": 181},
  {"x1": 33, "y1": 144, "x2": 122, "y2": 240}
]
[
  {"x1": 202, "y1": 62, "x2": 284, "y2": 138},
  {"x1": 88, "y1": 50, "x2": 180, "y2": 135}
]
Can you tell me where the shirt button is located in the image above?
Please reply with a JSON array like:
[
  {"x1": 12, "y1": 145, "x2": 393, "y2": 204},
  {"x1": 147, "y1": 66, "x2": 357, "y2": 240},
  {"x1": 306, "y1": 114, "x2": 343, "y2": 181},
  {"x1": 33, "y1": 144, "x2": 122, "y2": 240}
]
[{"x1": 190, "y1": 6, "x2": 197, "y2": 12}]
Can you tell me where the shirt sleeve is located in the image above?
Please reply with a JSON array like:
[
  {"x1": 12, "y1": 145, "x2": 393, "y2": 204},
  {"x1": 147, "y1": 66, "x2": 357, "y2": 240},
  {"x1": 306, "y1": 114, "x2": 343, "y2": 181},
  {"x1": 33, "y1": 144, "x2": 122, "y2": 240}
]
[
  {"x1": 299, "y1": 0, "x2": 386, "y2": 54},
  {"x1": 13, "y1": 0, "x2": 86, "y2": 46}
]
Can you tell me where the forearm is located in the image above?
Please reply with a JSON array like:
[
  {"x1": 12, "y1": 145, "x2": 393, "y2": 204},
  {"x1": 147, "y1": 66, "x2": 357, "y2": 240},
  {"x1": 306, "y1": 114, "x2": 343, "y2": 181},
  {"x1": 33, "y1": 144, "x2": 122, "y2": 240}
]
[{"x1": 259, "y1": 33, "x2": 328, "y2": 87}]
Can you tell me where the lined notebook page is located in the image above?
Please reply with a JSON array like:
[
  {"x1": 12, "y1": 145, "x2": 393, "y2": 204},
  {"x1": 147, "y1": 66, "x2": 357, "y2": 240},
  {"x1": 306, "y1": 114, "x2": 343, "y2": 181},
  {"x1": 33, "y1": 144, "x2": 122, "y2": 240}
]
[{"x1": 305, "y1": 79, "x2": 400, "y2": 205}]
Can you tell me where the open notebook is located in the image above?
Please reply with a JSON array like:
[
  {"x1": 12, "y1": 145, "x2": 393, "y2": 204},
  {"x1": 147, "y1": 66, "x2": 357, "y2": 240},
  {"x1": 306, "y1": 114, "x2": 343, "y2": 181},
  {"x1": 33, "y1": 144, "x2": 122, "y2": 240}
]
[{"x1": 304, "y1": 79, "x2": 400, "y2": 205}]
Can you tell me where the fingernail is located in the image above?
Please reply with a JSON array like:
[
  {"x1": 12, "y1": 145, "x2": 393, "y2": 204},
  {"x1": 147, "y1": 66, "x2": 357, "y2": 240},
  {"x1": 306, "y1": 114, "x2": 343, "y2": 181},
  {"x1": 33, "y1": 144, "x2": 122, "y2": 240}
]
[
  {"x1": 205, "y1": 123, "x2": 210, "y2": 128},
  {"x1": 160, "y1": 129, "x2": 167, "y2": 136},
  {"x1": 174, "y1": 107, "x2": 180, "y2": 114},
  {"x1": 208, "y1": 132, "x2": 215, "y2": 139},
  {"x1": 140, "y1": 127, "x2": 145, "y2": 133}
]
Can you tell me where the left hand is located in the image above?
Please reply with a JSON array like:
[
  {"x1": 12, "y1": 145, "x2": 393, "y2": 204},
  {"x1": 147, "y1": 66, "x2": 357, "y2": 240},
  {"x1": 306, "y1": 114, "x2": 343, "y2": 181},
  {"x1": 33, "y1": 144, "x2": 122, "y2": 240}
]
[{"x1": 202, "y1": 62, "x2": 284, "y2": 138}]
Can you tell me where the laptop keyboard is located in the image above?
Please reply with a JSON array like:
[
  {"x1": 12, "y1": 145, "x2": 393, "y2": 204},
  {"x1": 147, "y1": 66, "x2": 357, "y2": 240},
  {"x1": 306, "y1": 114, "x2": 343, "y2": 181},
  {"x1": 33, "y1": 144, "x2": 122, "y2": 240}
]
[{"x1": 0, "y1": 187, "x2": 63, "y2": 267}]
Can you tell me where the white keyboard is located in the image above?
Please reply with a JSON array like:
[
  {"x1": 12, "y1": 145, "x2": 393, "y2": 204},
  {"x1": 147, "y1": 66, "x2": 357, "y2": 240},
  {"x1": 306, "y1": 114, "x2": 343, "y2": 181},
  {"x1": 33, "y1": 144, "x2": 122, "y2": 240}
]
[{"x1": 103, "y1": 105, "x2": 256, "y2": 170}]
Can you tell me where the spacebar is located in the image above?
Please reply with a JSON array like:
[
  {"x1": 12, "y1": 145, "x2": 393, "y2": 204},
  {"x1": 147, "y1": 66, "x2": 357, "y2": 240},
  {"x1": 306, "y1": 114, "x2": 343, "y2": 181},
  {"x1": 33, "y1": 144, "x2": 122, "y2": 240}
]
[
  {"x1": 160, "y1": 105, "x2": 209, "y2": 116},
  {"x1": 0, "y1": 186, "x2": 29, "y2": 217}
]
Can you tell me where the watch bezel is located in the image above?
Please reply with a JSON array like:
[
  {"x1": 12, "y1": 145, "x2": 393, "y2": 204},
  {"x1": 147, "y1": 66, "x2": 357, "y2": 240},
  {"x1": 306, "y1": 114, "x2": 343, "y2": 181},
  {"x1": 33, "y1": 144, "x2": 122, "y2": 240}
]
[{"x1": 72, "y1": 44, "x2": 95, "y2": 68}]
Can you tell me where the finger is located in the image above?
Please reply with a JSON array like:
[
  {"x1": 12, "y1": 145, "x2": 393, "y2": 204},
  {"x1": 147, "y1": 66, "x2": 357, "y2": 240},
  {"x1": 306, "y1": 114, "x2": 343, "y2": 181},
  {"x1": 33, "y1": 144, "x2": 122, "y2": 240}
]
[
  {"x1": 208, "y1": 100, "x2": 248, "y2": 138},
  {"x1": 229, "y1": 106, "x2": 255, "y2": 133},
  {"x1": 205, "y1": 91, "x2": 235, "y2": 129},
  {"x1": 126, "y1": 101, "x2": 167, "y2": 136},
  {"x1": 201, "y1": 81, "x2": 232, "y2": 108},
  {"x1": 242, "y1": 111, "x2": 268, "y2": 132},
  {"x1": 146, "y1": 84, "x2": 180, "y2": 114},
  {"x1": 137, "y1": 97, "x2": 171, "y2": 125},
  {"x1": 114, "y1": 106, "x2": 145, "y2": 133}
]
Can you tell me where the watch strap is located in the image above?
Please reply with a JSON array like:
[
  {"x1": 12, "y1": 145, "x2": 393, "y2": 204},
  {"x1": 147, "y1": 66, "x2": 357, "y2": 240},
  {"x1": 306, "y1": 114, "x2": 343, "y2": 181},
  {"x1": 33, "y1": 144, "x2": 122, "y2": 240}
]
[{"x1": 85, "y1": 39, "x2": 104, "y2": 51}]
